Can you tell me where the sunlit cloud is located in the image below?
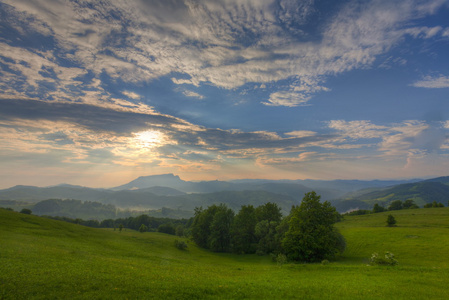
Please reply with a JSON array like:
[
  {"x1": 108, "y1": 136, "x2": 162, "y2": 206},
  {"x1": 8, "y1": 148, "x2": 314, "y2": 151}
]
[
  {"x1": 183, "y1": 90, "x2": 205, "y2": 100},
  {"x1": 0, "y1": 0, "x2": 448, "y2": 186}
]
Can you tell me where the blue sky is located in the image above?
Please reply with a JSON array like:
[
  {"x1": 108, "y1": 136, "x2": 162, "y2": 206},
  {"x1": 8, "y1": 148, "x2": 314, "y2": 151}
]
[{"x1": 0, "y1": 0, "x2": 449, "y2": 188}]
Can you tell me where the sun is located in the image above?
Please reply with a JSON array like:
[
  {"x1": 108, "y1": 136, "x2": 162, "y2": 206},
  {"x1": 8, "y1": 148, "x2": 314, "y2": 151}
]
[{"x1": 133, "y1": 130, "x2": 165, "y2": 149}]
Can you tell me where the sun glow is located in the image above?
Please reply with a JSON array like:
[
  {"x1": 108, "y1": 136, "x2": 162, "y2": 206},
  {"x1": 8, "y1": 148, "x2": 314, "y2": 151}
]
[{"x1": 133, "y1": 130, "x2": 165, "y2": 149}]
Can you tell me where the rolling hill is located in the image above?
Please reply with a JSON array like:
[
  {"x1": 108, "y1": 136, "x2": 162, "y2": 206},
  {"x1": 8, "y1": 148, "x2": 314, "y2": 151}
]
[
  {"x1": 336, "y1": 176, "x2": 449, "y2": 211},
  {"x1": 1, "y1": 207, "x2": 449, "y2": 299}
]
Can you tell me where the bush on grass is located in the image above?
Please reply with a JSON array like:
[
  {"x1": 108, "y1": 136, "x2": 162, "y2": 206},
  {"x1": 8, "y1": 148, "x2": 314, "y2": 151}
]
[
  {"x1": 174, "y1": 239, "x2": 188, "y2": 250},
  {"x1": 369, "y1": 252, "x2": 398, "y2": 266}
]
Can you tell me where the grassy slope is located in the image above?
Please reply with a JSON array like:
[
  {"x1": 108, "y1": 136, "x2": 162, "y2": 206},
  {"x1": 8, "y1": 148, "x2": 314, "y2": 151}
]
[{"x1": 1, "y1": 208, "x2": 449, "y2": 299}]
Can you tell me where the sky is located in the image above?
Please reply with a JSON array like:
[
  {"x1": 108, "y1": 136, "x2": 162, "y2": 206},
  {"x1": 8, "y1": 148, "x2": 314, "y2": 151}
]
[{"x1": 1, "y1": 0, "x2": 449, "y2": 188}]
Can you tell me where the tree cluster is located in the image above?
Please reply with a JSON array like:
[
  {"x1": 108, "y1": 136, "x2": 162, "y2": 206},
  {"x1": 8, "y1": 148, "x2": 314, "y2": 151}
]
[
  {"x1": 190, "y1": 192, "x2": 345, "y2": 262},
  {"x1": 346, "y1": 198, "x2": 437, "y2": 216},
  {"x1": 44, "y1": 213, "x2": 187, "y2": 235},
  {"x1": 423, "y1": 201, "x2": 445, "y2": 208}
]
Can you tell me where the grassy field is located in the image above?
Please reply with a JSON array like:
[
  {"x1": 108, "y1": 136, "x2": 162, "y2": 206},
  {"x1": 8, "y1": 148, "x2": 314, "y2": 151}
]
[{"x1": 1, "y1": 208, "x2": 449, "y2": 299}]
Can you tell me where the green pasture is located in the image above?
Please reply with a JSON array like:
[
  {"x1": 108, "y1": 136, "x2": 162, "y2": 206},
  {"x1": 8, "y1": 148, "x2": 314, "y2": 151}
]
[{"x1": 1, "y1": 208, "x2": 449, "y2": 299}]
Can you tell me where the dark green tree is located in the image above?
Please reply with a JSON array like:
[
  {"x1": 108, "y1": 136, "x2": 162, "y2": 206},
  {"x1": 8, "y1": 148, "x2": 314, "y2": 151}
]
[
  {"x1": 386, "y1": 214, "x2": 397, "y2": 227},
  {"x1": 208, "y1": 204, "x2": 234, "y2": 252},
  {"x1": 231, "y1": 205, "x2": 257, "y2": 254},
  {"x1": 139, "y1": 224, "x2": 148, "y2": 233},
  {"x1": 191, "y1": 206, "x2": 218, "y2": 248},
  {"x1": 175, "y1": 224, "x2": 185, "y2": 237},
  {"x1": 255, "y1": 220, "x2": 279, "y2": 254},
  {"x1": 253, "y1": 202, "x2": 283, "y2": 254},
  {"x1": 282, "y1": 191, "x2": 344, "y2": 262},
  {"x1": 158, "y1": 223, "x2": 176, "y2": 235},
  {"x1": 255, "y1": 202, "x2": 282, "y2": 223},
  {"x1": 372, "y1": 203, "x2": 386, "y2": 213},
  {"x1": 388, "y1": 200, "x2": 403, "y2": 211},
  {"x1": 19, "y1": 208, "x2": 32, "y2": 215},
  {"x1": 403, "y1": 199, "x2": 419, "y2": 209}
]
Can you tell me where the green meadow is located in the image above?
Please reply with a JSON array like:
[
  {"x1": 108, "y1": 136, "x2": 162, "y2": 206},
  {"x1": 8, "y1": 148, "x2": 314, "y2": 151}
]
[{"x1": 1, "y1": 208, "x2": 449, "y2": 299}]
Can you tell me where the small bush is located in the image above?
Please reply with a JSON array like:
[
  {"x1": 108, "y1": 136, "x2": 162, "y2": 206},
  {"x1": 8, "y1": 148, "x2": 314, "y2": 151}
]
[
  {"x1": 174, "y1": 239, "x2": 188, "y2": 250},
  {"x1": 139, "y1": 224, "x2": 148, "y2": 233},
  {"x1": 386, "y1": 214, "x2": 396, "y2": 227},
  {"x1": 276, "y1": 253, "x2": 287, "y2": 266},
  {"x1": 369, "y1": 252, "x2": 398, "y2": 266},
  {"x1": 321, "y1": 259, "x2": 330, "y2": 265},
  {"x1": 20, "y1": 208, "x2": 32, "y2": 215}
]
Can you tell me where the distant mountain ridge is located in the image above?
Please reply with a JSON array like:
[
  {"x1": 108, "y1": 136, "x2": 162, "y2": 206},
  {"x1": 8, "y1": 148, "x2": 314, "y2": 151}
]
[{"x1": 0, "y1": 174, "x2": 446, "y2": 215}]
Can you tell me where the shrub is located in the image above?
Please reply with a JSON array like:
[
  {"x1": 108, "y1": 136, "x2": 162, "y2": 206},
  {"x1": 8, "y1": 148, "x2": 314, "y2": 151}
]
[
  {"x1": 174, "y1": 239, "x2": 188, "y2": 250},
  {"x1": 139, "y1": 224, "x2": 148, "y2": 233},
  {"x1": 369, "y1": 252, "x2": 398, "y2": 266},
  {"x1": 20, "y1": 208, "x2": 32, "y2": 215},
  {"x1": 386, "y1": 214, "x2": 396, "y2": 227},
  {"x1": 158, "y1": 223, "x2": 176, "y2": 235},
  {"x1": 321, "y1": 259, "x2": 330, "y2": 265},
  {"x1": 276, "y1": 253, "x2": 287, "y2": 266}
]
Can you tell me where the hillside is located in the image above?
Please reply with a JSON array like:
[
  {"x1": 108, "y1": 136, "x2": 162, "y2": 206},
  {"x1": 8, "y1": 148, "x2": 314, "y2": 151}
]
[
  {"x1": 1, "y1": 208, "x2": 449, "y2": 299},
  {"x1": 339, "y1": 180, "x2": 449, "y2": 209}
]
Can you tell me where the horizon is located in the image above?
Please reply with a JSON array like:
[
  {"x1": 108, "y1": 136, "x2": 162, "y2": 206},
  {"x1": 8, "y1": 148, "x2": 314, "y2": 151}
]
[
  {"x1": 0, "y1": 172, "x2": 439, "y2": 190},
  {"x1": 1, "y1": 0, "x2": 449, "y2": 189}
]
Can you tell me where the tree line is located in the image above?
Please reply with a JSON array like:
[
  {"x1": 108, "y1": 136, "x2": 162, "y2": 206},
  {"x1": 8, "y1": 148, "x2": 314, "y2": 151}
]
[
  {"x1": 190, "y1": 191, "x2": 345, "y2": 262},
  {"x1": 44, "y1": 214, "x2": 188, "y2": 234},
  {"x1": 346, "y1": 199, "x2": 447, "y2": 216}
]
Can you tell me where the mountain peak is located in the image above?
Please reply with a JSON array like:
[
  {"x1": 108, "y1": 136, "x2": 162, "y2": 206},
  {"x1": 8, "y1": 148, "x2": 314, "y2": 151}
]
[{"x1": 112, "y1": 174, "x2": 186, "y2": 191}]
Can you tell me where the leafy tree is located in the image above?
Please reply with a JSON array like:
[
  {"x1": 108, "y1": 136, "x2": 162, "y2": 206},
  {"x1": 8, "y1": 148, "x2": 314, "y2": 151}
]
[
  {"x1": 20, "y1": 208, "x2": 32, "y2": 215},
  {"x1": 282, "y1": 191, "x2": 344, "y2": 262},
  {"x1": 255, "y1": 202, "x2": 282, "y2": 223},
  {"x1": 386, "y1": 214, "x2": 396, "y2": 227},
  {"x1": 253, "y1": 202, "x2": 283, "y2": 254},
  {"x1": 139, "y1": 224, "x2": 148, "y2": 233},
  {"x1": 158, "y1": 223, "x2": 176, "y2": 235},
  {"x1": 403, "y1": 199, "x2": 419, "y2": 209},
  {"x1": 432, "y1": 201, "x2": 444, "y2": 207},
  {"x1": 191, "y1": 206, "x2": 218, "y2": 248},
  {"x1": 231, "y1": 205, "x2": 258, "y2": 254},
  {"x1": 175, "y1": 225, "x2": 185, "y2": 237},
  {"x1": 388, "y1": 200, "x2": 402, "y2": 211},
  {"x1": 424, "y1": 201, "x2": 444, "y2": 208},
  {"x1": 255, "y1": 220, "x2": 279, "y2": 255},
  {"x1": 119, "y1": 224, "x2": 123, "y2": 232},
  {"x1": 208, "y1": 204, "x2": 234, "y2": 252},
  {"x1": 372, "y1": 203, "x2": 386, "y2": 213}
]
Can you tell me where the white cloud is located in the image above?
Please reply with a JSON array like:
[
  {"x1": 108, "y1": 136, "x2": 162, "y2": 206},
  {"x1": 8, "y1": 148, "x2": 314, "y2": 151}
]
[
  {"x1": 442, "y1": 28, "x2": 449, "y2": 37},
  {"x1": 122, "y1": 91, "x2": 141, "y2": 100},
  {"x1": 403, "y1": 26, "x2": 443, "y2": 38},
  {"x1": 285, "y1": 131, "x2": 316, "y2": 138},
  {"x1": 328, "y1": 120, "x2": 387, "y2": 139},
  {"x1": 411, "y1": 75, "x2": 449, "y2": 88},
  {"x1": 264, "y1": 91, "x2": 311, "y2": 107},
  {"x1": 1, "y1": 0, "x2": 447, "y2": 109},
  {"x1": 183, "y1": 90, "x2": 205, "y2": 100}
]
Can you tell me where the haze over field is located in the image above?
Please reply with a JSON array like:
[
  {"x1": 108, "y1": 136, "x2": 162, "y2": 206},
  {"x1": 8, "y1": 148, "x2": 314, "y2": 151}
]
[{"x1": 1, "y1": 0, "x2": 449, "y2": 188}]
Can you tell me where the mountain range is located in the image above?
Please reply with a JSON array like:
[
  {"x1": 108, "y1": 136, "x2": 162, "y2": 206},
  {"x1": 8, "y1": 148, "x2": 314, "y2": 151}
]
[{"x1": 1, "y1": 174, "x2": 447, "y2": 218}]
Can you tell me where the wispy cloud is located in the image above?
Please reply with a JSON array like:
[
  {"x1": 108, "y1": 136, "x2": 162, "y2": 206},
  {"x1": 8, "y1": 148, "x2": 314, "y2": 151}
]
[
  {"x1": 183, "y1": 90, "x2": 205, "y2": 100},
  {"x1": 122, "y1": 91, "x2": 141, "y2": 100},
  {"x1": 411, "y1": 75, "x2": 449, "y2": 88},
  {"x1": 1, "y1": 0, "x2": 446, "y2": 107}
]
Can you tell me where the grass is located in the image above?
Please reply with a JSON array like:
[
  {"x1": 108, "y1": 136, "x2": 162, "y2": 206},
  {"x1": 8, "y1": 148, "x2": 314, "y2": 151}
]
[{"x1": 1, "y1": 208, "x2": 449, "y2": 299}]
